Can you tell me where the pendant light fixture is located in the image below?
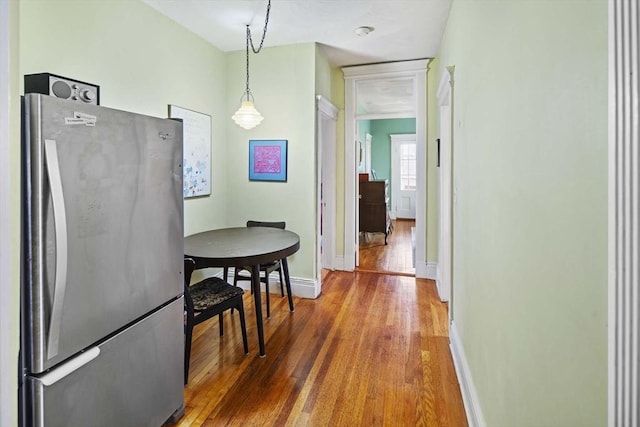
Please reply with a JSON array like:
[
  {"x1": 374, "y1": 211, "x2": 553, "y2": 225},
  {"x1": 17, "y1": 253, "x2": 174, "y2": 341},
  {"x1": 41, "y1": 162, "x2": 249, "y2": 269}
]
[{"x1": 232, "y1": 0, "x2": 271, "y2": 130}]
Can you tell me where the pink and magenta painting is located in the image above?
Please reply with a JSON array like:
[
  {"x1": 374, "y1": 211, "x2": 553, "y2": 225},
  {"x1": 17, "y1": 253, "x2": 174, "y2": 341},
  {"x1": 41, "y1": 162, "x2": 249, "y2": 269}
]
[{"x1": 254, "y1": 145, "x2": 282, "y2": 174}]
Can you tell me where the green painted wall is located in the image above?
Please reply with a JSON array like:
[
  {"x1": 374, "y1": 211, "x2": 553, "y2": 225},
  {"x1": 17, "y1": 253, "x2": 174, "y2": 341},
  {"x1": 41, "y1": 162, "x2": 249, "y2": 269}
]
[
  {"x1": 435, "y1": 1, "x2": 607, "y2": 425},
  {"x1": 18, "y1": 1, "x2": 327, "y2": 289},
  {"x1": 369, "y1": 118, "x2": 415, "y2": 227},
  {"x1": 19, "y1": 0, "x2": 229, "y2": 239},
  {"x1": 369, "y1": 118, "x2": 416, "y2": 184},
  {"x1": 315, "y1": 45, "x2": 333, "y2": 101},
  {"x1": 225, "y1": 43, "x2": 318, "y2": 279}
]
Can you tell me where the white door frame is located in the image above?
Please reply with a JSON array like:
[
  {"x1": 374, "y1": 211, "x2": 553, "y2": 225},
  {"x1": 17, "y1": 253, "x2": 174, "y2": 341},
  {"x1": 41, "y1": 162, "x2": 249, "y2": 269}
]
[
  {"x1": 1, "y1": 1, "x2": 18, "y2": 425},
  {"x1": 316, "y1": 95, "x2": 338, "y2": 280},
  {"x1": 390, "y1": 133, "x2": 417, "y2": 220},
  {"x1": 354, "y1": 135, "x2": 361, "y2": 266},
  {"x1": 343, "y1": 60, "x2": 430, "y2": 275},
  {"x1": 436, "y1": 67, "x2": 454, "y2": 306},
  {"x1": 364, "y1": 133, "x2": 372, "y2": 174},
  {"x1": 608, "y1": 1, "x2": 639, "y2": 425}
]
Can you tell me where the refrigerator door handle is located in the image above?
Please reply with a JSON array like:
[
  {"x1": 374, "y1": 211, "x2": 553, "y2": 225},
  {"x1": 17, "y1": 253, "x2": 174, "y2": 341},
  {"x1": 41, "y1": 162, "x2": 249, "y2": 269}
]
[
  {"x1": 38, "y1": 347, "x2": 101, "y2": 386},
  {"x1": 44, "y1": 139, "x2": 69, "y2": 360}
]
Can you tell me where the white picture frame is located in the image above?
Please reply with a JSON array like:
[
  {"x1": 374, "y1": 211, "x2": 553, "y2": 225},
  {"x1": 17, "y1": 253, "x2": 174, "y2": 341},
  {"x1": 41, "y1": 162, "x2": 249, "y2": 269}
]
[{"x1": 168, "y1": 104, "x2": 211, "y2": 198}]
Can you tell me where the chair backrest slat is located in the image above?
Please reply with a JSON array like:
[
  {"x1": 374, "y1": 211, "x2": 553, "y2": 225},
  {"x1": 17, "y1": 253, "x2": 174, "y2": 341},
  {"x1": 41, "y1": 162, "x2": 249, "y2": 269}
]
[
  {"x1": 246, "y1": 220, "x2": 285, "y2": 229},
  {"x1": 183, "y1": 258, "x2": 196, "y2": 313}
]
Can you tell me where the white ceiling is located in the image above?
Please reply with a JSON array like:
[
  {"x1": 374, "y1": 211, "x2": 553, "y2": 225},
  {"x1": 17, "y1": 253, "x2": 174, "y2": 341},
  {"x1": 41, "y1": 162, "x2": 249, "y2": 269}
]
[{"x1": 143, "y1": 0, "x2": 452, "y2": 114}]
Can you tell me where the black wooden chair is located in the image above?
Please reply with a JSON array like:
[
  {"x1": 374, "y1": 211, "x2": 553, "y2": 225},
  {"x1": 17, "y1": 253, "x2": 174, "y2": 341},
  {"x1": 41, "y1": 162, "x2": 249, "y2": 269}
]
[
  {"x1": 233, "y1": 220, "x2": 294, "y2": 318},
  {"x1": 183, "y1": 258, "x2": 249, "y2": 385}
]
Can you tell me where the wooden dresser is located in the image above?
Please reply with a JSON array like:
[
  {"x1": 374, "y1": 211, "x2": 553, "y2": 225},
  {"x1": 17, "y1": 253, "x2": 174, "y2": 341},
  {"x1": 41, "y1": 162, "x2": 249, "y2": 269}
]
[{"x1": 359, "y1": 180, "x2": 391, "y2": 244}]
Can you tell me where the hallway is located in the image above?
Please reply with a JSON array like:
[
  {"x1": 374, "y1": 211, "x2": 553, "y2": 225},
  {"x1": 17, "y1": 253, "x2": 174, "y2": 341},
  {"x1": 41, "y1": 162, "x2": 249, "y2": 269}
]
[{"x1": 357, "y1": 219, "x2": 416, "y2": 276}]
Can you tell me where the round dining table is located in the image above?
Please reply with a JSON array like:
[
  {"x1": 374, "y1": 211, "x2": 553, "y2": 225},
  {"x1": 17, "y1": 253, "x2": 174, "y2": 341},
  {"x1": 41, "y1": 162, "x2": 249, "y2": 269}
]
[{"x1": 184, "y1": 227, "x2": 300, "y2": 356}]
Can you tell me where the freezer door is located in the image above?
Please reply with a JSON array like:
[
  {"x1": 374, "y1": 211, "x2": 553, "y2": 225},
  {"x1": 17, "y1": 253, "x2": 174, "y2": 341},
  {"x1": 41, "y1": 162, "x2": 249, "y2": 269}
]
[
  {"x1": 27, "y1": 298, "x2": 184, "y2": 427},
  {"x1": 23, "y1": 94, "x2": 184, "y2": 373}
]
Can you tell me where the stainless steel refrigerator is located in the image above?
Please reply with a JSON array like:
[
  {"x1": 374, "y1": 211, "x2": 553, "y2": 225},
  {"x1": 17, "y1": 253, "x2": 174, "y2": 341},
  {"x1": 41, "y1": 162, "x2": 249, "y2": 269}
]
[{"x1": 20, "y1": 93, "x2": 185, "y2": 426}]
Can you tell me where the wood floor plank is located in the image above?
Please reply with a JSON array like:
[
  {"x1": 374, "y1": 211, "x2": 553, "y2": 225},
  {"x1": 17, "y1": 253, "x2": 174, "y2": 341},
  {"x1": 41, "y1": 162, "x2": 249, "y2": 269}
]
[
  {"x1": 358, "y1": 219, "x2": 415, "y2": 275},
  {"x1": 174, "y1": 270, "x2": 467, "y2": 427}
]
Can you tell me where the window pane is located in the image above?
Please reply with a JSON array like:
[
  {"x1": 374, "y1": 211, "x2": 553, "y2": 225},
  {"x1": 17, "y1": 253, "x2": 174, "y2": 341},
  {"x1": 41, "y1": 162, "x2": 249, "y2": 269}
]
[{"x1": 399, "y1": 143, "x2": 416, "y2": 191}]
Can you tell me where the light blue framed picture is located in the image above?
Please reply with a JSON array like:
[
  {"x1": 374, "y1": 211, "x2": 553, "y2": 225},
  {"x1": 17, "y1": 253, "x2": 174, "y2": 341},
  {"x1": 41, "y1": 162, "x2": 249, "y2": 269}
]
[{"x1": 248, "y1": 139, "x2": 288, "y2": 182}]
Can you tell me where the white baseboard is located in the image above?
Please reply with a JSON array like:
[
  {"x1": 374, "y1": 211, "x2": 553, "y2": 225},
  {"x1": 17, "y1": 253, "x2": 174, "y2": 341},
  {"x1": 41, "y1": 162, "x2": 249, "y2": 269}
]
[
  {"x1": 289, "y1": 276, "x2": 320, "y2": 299},
  {"x1": 222, "y1": 268, "x2": 321, "y2": 299},
  {"x1": 332, "y1": 255, "x2": 345, "y2": 271},
  {"x1": 426, "y1": 262, "x2": 438, "y2": 280},
  {"x1": 450, "y1": 321, "x2": 486, "y2": 427},
  {"x1": 416, "y1": 260, "x2": 428, "y2": 278}
]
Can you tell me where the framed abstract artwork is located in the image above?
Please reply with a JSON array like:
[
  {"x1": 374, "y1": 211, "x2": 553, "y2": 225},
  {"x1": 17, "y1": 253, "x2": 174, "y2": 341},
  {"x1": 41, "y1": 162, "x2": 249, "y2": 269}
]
[
  {"x1": 168, "y1": 104, "x2": 211, "y2": 198},
  {"x1": 248, "y1": 139, "x2": 288, "y2": 182}
]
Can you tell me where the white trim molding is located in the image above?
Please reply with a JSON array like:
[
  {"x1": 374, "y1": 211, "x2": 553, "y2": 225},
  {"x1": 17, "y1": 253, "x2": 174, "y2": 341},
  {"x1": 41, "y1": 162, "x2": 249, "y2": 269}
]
[
  {"x1": 220, "y1": 269, "x2": 321, "y2": 299},
  {"x1": 287, "y1": 276, "x2": 320, "y2": 299},
  {"x1": 426, "y1": 262, "x2": 438, "y2": 281},
  {"x1": 416, "y1": 260, "x2": 428, "y2": 278},
  {"x1": 608, "y1": 1, "x2": 640, "y2": 426},
  {"x1": 436, "y1": 66, "x2": 455, "y2": 309},
  {"x1": 316, "y1": 95, "x2": 338, "y2": 281},
  {"x1": 332, "y1": 255, "x2": 345, "y2": 272},
  {"x1": 0, "y1": 2, "x2": 19, "y2": 426},
  {"x1": 317, "y1": 95, "x2": 339, "y2": 118},
  {"x1": 343, "y1": 59, "x2": 431, "y2": 79},
  {"x1": 342, "y1": 59, "x2": 430, "y2": 275},
  {"x1": 450, "y1": 322, "x2": 486, "y2": 427}
]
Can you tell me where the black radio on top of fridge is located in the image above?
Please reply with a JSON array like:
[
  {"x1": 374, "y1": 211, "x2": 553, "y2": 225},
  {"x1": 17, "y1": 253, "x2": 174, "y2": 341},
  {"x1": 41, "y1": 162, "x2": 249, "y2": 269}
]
[{"x1": 24, "y1": 73, "x2": 100, "y2": 105}]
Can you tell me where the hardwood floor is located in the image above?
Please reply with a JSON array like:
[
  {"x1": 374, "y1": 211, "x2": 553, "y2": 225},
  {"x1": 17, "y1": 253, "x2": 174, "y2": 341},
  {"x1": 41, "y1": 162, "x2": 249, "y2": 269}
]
[
  {"x1": 175, "y1": 269, "x2": 467, "y2": 426},
  {"x1": 358, "y1": 219, "x2": 415, "y2": 275}
]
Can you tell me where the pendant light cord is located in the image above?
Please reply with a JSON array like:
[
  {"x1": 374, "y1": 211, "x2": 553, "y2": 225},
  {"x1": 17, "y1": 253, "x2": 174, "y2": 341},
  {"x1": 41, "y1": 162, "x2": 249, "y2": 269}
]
[
  {"x1": 244, "y1": 0, "x2": 271, "y2": 99},
  {"x1": 248, "y1": 0, "x2": 271, "y2": 54},
  {"x1": 245, "y1": 26, "x2": 251, "y2": 98}
]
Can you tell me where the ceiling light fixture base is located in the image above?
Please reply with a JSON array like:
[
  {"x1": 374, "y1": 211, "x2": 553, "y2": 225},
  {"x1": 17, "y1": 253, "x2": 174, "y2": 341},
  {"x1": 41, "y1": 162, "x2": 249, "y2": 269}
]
[{"x1": 355, "y1": 26, "x2": 374, "y2": 36}]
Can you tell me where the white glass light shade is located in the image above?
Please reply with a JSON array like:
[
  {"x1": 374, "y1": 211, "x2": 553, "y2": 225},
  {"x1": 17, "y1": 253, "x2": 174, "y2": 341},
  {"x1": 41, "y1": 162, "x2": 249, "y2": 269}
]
[{"x1": 232, "y1": 100, "x2": 264, "y2": 130}]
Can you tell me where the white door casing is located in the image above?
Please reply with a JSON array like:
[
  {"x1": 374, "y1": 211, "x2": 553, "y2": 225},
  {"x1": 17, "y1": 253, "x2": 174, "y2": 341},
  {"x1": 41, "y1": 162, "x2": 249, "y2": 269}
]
[
  {"x1": 608, "y1": 1, "x2": 639, "y2": 425},
  {"x1": 391, "y1": 133, "x2": 417, "y2": 219},
  {"x1": 0, "y1": 2, "x2": 18, "y2": 425},
  {"x1": 358, "y1": 132, "x2": 372, "y2": 175},
  {"x1": 343, "y1": 60, "x2": 430, "y2": 275},
  {"x1": 354, "y1": 135, "x2": 361, "y2": 266},
  {"x1": 356, "y1": 131, "x2": 372, "y2": 268},
  {"x1": 316, "y1": 96, "x2": 338, "y2": 279},
  {"x1": 437, "y1": 67, "x2": 454, "y2": 306}
]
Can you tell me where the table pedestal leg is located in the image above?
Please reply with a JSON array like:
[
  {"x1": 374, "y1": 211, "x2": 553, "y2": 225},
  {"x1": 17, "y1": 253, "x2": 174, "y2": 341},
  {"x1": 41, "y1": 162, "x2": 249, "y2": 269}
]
[{"x1": 252, "y1": 264, "x2": 266, "y2": 357}]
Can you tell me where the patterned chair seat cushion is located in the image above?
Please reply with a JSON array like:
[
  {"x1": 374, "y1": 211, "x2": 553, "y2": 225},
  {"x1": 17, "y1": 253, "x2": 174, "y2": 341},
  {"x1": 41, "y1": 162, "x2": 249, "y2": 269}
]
[{"x1": 189, "y1": 277, "x2": 244, "y2": 312}]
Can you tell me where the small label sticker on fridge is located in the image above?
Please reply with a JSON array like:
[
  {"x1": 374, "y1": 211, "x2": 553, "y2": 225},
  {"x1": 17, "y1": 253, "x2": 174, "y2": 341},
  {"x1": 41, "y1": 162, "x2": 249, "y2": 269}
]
[
  {"x1": 75, "y1": 112, "x2": 97, "y2": 126},
  {"x1": 65, "y1": 112, "x2": 97, "y2": 126},
  {"x1": 64, "y1": 117, "x2": 88, "y2": 125}
]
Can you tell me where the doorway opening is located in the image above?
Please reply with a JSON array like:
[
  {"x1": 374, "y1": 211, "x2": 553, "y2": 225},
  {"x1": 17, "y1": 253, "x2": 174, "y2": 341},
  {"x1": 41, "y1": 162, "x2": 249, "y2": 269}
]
[
  {"x1": 357, "y1": 123, "x2": 417, "y2": 276},
  {"x1": 343, "y1": 60, "x2": 429, "y2": 277}
]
